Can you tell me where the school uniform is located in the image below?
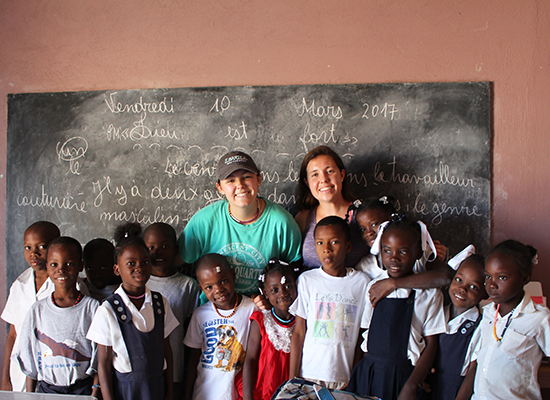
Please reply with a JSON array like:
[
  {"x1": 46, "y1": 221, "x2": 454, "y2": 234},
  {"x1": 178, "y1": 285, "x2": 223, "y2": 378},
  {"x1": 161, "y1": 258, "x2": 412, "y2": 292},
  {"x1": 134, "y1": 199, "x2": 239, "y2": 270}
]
[
  {"x1": 147, "y1": 272, "x2": 200, "y2": 384},
  {"x1": 472, "y1": 294, "x2": 550, "y2": 400},
  {"x1": 348, "y1": 271, "x2": 446, "y2": 400},
  {"x1": 86, "y1": 286, "x2": 179, "y2": 400},
  {"x1": 429, "y1": 305, "x2": 481, "y2": 400}
]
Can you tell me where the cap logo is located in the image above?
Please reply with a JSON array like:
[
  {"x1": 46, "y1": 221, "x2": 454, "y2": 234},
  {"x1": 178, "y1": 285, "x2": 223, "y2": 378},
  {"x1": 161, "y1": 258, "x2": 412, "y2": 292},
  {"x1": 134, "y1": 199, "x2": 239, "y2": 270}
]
[{"x1": 225, "y1": 155, "x2": 248, "y2": 165}]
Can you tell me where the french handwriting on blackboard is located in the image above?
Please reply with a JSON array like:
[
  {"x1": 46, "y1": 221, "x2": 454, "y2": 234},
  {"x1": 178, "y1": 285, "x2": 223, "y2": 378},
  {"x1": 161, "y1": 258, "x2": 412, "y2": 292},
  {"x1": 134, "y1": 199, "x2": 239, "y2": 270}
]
[{"x1": 6, "y1": 82, "x2": 491, "y2": 286}]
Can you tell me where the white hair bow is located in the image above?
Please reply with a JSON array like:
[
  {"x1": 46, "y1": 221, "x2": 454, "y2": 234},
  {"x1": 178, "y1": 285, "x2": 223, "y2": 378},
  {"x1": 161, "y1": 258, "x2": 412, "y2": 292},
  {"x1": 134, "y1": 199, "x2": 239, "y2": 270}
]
[
  {"x1": 448, "y1": 245, "x2": 476, "y2": 270},
  {"x1": 370, "y1": 219, "x2": 437, "y2": 264}
]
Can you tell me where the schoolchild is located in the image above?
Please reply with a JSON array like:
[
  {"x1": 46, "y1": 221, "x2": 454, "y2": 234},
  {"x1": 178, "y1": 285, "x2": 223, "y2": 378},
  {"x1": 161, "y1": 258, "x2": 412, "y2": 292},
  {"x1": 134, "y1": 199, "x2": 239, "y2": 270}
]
[
  {"x1": 178, "y1": 151, "x2": 302, "y2": 298},
  {"x1": 1, "y1": 221, "x2": 60, "y2": 392},
  {"x1": 357, "y1": 203, "x2": 453, "y2": 308},
  {"x1": 242, "y1": 259, "x2": 298, "y2": 400},
  {"x1": 289, "y1": 216, "x2": 370, "y2": 389},
  {"x1": 83, "y1": 238, "x2": 120, "y2": 301},
  {"x1": 14, "y1": 236, "x2": 100, "y2": 396},
  {"x1": 144, "y1": 222, "x2": 200, "y2": 398},
  {"x1": 184, "y1": 254, "x2": 258, "y2": 400},
  {"x1": 458, "y1": 240, "x2": 550, "y2": 400},
  {"x1": 354, "y1": 195, "x2": 398, "y2": 279},
  {"x1": 427, "y1": 253, "x2": 487, "y2": 400},
  {"x1": 347, "y1": 214, "x2": 446, "y2": 400},
  {"x1": 86, "y1": 222, "x2": 179, "y2": 400}
]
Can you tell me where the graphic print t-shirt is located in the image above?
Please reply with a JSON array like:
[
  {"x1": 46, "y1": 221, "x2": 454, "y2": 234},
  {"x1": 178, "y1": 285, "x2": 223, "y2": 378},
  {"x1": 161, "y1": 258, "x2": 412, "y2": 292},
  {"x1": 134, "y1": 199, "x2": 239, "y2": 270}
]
[
  {"x1": 289, "y1": 268, "x2": 370, "y2": 383},
  {"x1": 184, "y1": 296, "x2": 257, "y2": 400}
]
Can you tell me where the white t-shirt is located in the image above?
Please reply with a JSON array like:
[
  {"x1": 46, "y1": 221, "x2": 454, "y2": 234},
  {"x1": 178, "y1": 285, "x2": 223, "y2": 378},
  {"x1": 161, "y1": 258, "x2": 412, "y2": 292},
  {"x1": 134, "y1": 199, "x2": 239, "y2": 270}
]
[
  {"x1": 86, "y1": 286, "x2": 179, "y2": 373},
  {"x1": 184, "y1": 296, "x2": 258, "y2": 400},
  {"x1": 472, "y1": 294, "x2": 550, "y2": 400},
  {"x1": 443, "y1": 305, "x2": 481, "y2": 376},
  {"x1": 147, "y1": 272, "x2": 200, "y2": 382},
  {"x1": 360, "y1": 271, "x2": 446, "y2": 365},
  {"x1": 1, "y1": 268, "x2": 88, "y2": 391},
  {"x1": 289, "y1": 268, "x2": 371, "y2": 384},
  {"x1": 14, "y1": 295, "x2": 99, "y2": 386}
]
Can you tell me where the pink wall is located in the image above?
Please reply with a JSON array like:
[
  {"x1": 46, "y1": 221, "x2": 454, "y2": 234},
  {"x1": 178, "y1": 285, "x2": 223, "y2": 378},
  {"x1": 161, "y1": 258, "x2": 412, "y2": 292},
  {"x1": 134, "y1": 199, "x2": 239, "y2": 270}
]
[{"x1": 0, "y1": 0, "x2": 549, "y2": 370}]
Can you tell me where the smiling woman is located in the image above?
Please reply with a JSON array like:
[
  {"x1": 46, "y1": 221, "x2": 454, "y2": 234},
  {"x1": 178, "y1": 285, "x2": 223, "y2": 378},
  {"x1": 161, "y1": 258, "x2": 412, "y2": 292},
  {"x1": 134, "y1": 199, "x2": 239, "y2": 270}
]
[
  {"x1": 178, "y1": 151, "x2": 302, "y2": 297},
  {"x1": 295, "y1": 146, "x2": 369, "y2": 269}
]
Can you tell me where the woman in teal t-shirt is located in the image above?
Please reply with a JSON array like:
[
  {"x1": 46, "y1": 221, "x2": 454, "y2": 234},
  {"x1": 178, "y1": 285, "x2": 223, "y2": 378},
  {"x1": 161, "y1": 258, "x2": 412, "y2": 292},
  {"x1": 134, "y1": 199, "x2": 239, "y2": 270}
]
[{"x1": 178, "y1": 151, "x2": 302, "y2": 297}]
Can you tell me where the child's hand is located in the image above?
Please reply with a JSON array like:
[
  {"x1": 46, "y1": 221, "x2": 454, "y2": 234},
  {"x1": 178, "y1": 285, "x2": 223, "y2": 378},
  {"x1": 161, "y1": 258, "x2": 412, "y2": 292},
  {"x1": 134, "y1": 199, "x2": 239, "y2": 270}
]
[
  {"x1": 434, "y1": 240, "x2": 448, "y2": 262},
  {"x1": 251, "y1": 294, "x2": 271, "y2": 311},
  {"x1": 369, "y1": 278, "x2": 396, "y2": 308}
]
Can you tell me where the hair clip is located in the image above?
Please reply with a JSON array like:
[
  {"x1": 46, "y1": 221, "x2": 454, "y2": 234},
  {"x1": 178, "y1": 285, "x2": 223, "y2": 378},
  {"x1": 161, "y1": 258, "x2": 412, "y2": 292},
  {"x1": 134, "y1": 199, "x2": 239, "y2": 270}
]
[
  {"x1": 353, "y1": 199, "x2": 362, "y2": 209},
  {"x1": 124, "y1": 232, "x2": 129, "y2": 238},
  {"x1": 268, "y1": 259, "x2": 289, "y2": 266},
  {"x1": 293, "y1": 267, "x2": 300, "y2": 272},
  {"x1": 215, "y1": 266, "x2": 221, "y2": 273},
  {"x1": 533, "y1": 254, "x2": 539, "y2": 265},
  {"x1": 390, "y1": 213, "x2": 406, "y2": 222},
  {"x1": 258, "y1": 274, "x2": 265, "y2": 282},
  {"x1": 280, "y1": 276, "x2": 286, "y2": 285},
  {"x1": 258, "y1": 288, "x2": 263, "y2": 295},
  {"x1": 379, "y1": 196, "x2": 388, "y2": 205}
]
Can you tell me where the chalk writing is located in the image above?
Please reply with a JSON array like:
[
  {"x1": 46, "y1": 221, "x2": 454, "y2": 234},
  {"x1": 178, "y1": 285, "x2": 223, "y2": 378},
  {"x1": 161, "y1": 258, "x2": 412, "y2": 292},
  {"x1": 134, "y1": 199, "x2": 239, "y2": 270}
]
[
  {"x1": 299, "y1": 123, "x2": 338, "y2": 153},
  {"x1": 266, "y1": 187, "x2": 295, "y2": 206},
  {"x1": 92, "y1": 177, "x2": 127, "y2": 207},
  {"x1": 151, "y1": 182, "x2": 199, "y2": 201},
  {"x1": 99, "y1": 206, "x2": 179, "y2": 225},
  {"x1": 399, "y1": 194, "x2": 483, "y2": 225},
  {"x1": 105, "y1": 92, "x2": 174, "y2": 116},
  {"x1": 225, "y1": 121, "x2": 247, "y2": 140},
  {"x1": 210, "y1": 96, "x2": 231, "y2": 114},
  {"x1": 362, "y1": 103, "x2": 398, "y2": 120},
  {"x1": 16, "y1": 186, "x2": 86, "y2": 213},
  {"x1": 261, "y1": 170, "x2": 280, "y2": 184},
  {"x1": 297, "y1": 98, "x2": 343, "y2": 120},
  {"x1": 164, "y1": 157, "x2": 216, "y2": 178},
  {"x1": 348, "y1": 172, "x2": 368, "y2": 188},
  {"x1": 282, "y1": 161, "x2": 300, "y2": 183},
  {"x1": 374, "y1": 157, "x2": 474, "y2": 187},
  {"x1": 130, "y1": 114, "x2": 178, "y2": 141},
  {"x1": 342, "y1": 133, "x2": 358, "y2": 145},
  {"x1": 56, "y1": 137, "x2": 88, "y2": 175}
]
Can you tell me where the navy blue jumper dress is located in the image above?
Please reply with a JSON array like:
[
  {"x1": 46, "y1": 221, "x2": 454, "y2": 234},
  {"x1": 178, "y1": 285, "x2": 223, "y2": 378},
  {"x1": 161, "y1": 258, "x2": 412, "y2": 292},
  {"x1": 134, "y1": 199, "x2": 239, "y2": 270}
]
[
  {"x1": 428, "y1": 314, "x2": 481, "y2": 400},
  {"x1": 105, "y1": 291, "x2": 165, "y2": 400},
  {"x1": 347, "y1": 289, "x2": 416, "y2": 400}
]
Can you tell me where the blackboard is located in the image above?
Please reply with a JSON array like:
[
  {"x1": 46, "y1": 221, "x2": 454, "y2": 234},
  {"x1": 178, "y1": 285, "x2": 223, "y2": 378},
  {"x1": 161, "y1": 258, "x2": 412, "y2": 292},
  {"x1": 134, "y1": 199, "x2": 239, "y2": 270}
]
[{"x1": 6, "y1": 82, "x2": 491, "y2": 286}]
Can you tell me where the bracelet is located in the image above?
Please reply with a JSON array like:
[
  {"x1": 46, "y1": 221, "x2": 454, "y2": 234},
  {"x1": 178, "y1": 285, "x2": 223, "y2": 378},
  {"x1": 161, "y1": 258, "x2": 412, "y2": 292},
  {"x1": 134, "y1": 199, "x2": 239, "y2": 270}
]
[{"x1": 92, "y1": 384, "x2": 100, "y2": 389}]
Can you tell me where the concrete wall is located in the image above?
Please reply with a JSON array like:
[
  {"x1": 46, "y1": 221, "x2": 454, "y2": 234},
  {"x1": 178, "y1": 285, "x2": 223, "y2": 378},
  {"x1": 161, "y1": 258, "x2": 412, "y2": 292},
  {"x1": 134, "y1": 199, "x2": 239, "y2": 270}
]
[{"x1": 1, "y1": 0, "x2": 549, "y2": 371}]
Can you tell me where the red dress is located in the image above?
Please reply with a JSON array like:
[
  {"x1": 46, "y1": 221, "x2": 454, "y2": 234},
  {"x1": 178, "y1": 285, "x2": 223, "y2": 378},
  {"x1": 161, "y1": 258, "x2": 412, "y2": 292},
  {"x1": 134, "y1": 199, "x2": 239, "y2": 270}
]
[{"x1": 250, "y1": 310, "x2": 295, "y2": 400}]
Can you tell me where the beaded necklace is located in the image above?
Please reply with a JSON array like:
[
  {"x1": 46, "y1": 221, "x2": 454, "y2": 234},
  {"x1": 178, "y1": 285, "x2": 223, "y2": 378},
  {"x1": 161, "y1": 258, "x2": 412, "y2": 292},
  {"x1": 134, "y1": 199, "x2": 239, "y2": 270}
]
[
  {"x1": 51, "y1": 291, "x2": 83, "y2": 307},
  {"x1": 126, "y1": 292, "x2": 146, "y2": 300},
  {"x1": 214, "y1": 294, "x2": 240, "y2": 318},
  {"x1": 228, "y1": 199, "x2": 260, "y2": 225},
  {"x1": 271, "y1": 307, "x2": 295, "y2": 325},
  {"x1": 493, "y1": 304, "x2": 516, "y2": 342}
]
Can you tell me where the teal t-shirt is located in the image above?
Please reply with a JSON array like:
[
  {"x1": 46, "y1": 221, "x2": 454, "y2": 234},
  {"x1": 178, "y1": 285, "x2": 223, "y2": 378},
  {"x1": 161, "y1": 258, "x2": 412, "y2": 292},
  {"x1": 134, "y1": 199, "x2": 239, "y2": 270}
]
[{"x1": 179, "y1": 198, "x2": 302, "y2": 296}]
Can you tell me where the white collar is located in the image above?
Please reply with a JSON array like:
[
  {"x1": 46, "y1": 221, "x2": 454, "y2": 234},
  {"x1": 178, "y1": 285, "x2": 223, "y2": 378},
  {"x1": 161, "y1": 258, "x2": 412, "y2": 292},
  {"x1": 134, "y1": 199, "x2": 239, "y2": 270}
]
[
  {"x1": 114, "y1": 285, "x2": 152, "y2": 312},
  {"x1": 446, "y1": 304, "x2": 480, "y2": 332}
]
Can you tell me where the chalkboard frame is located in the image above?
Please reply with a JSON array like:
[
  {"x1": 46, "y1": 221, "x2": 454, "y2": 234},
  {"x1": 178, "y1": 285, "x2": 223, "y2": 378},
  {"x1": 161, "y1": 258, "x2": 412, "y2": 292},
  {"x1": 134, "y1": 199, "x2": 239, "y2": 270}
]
[{"x1": 6, "y1": 82, "x2": 491, "y2": 287}]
